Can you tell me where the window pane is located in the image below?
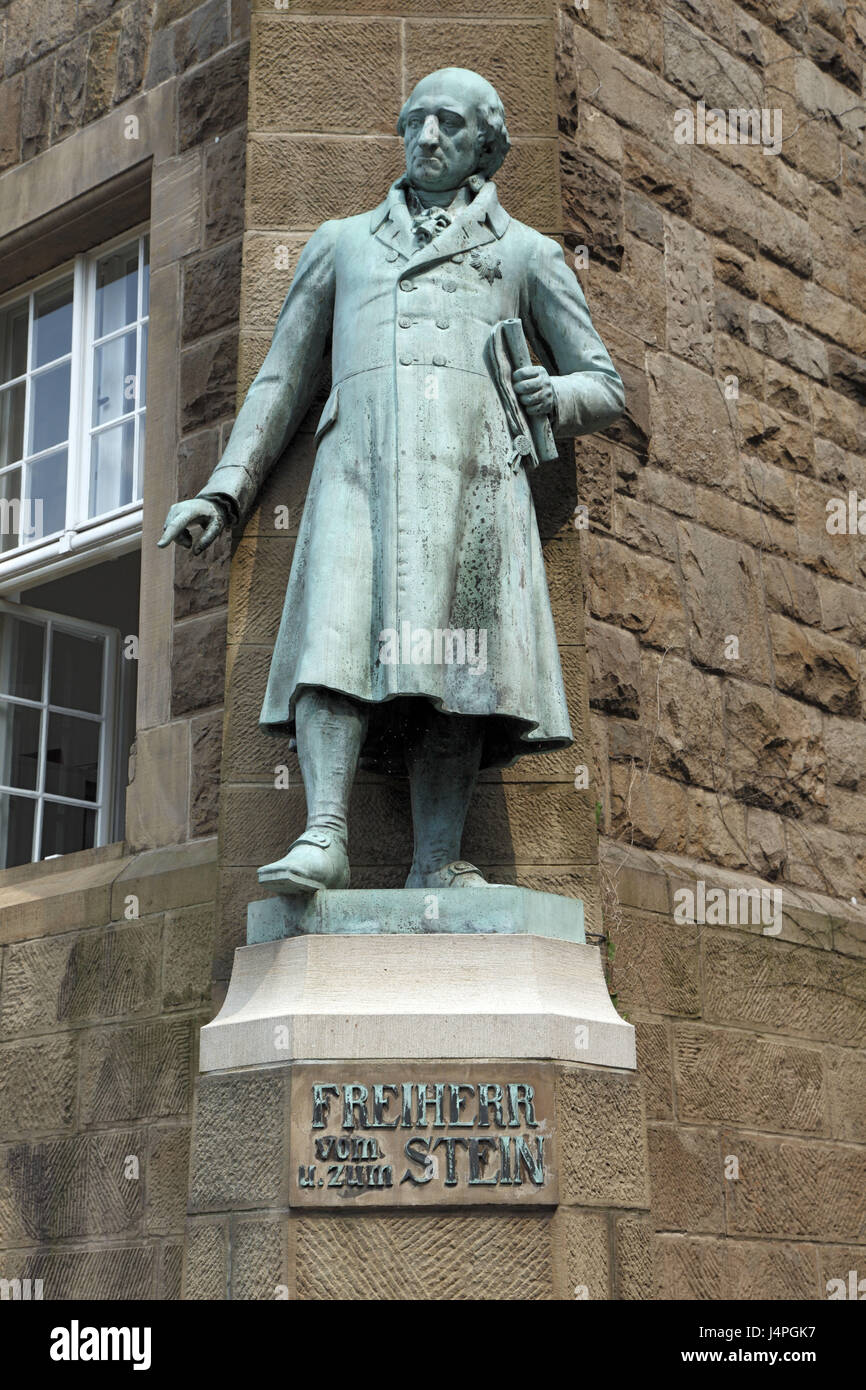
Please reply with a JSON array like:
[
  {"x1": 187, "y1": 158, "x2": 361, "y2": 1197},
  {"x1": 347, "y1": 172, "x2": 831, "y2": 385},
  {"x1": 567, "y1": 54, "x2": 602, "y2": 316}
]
[
  {"x1": 0, "y1": 301, "x2": 28, "y2": 384},
  {"x1": 0, "y1": 468, "x2": 23, "y2": 553},
  {"x1": 141, "y1": 235, "x2": 150, "y2": 316},
  {"x1": 139, "y1": 322, "x2": 148, "y2": 407},
  {"x1": 89, "y1": 419, "x2": 134, "y2": 517},
  {"x1": 26, "y1": 447, "x2": 67, "y2": 541},
  {"x1": 92, "y1": 330, "x2": 136, "y2": 428},
  {"x1": 95, "y1": 246, "x2": 138, "y2": 339},
  {"x1": 0, "y1": 612, "x2": 44, "y2": 699},
  {"x1": 50, "y1": 630, "x2": 104, "y2": 714},
  {"x1": 30, "y1": 360, "x2": 71, "y2": 454},
  {"x1": 41, "y1": 798, "x2": 96, "y2": 858},
  {"x1": 0, "y1": 381, "x2": 26, "y2": 467},
  {"x1": 44, "y1": 711, "x2": 99, "y2": 800},
  {"x1": 33, "y1": 279, "x2": 73, "y2": 367},
  {"x1": 0, "y1": 792, "x2": 36, "y2": 867},
  {"x1": 136, "y1": 415, "x2": 145, "y2": 500},
  {"x1": 0, "y1": 700, "x2": 41, "y2": 790}
]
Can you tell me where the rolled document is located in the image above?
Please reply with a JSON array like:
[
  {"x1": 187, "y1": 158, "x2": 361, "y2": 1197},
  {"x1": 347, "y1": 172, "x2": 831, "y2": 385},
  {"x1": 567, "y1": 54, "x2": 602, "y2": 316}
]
[{"x1": 488, "y1": 317, "x2": 559, "y2": 469}]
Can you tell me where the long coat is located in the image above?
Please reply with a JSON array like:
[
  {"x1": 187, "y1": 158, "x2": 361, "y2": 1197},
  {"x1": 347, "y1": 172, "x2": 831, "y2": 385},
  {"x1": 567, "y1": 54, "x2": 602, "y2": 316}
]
[{"x1": 201, "y1": 178, "x2": 625, "y2": 772}]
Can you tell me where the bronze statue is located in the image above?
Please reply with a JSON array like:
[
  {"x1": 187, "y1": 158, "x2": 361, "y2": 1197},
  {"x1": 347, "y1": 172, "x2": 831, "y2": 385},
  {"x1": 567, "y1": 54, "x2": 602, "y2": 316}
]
[{"x1": 159, "y1": 68, "x2": 624, "y2": 894}]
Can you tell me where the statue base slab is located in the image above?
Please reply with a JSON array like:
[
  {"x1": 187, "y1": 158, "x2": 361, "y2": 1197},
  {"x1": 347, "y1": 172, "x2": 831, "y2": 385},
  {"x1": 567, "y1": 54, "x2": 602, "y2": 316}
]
[
  {"x1": 200, "y1": 929, "x2": 634, "y2": 1071},
  {"x1": 246, "y1": 883, "x2": 585, "y2": 944}
]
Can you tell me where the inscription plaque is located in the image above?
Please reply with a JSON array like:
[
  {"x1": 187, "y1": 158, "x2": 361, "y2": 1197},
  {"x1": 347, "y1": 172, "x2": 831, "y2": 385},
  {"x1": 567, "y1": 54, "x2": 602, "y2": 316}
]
[{"x1": 289, "y1": 1063, "x2": 557, "y2": 1207}]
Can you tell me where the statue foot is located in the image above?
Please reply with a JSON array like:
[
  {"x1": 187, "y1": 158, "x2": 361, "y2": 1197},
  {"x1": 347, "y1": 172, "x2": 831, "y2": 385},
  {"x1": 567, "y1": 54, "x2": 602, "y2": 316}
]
[
  {"x1": 404, "y1": 860, "x2": 492, "y2": 889},
  {"x1": 258, "y1": 827, "x2": 349, "y2": 893}
]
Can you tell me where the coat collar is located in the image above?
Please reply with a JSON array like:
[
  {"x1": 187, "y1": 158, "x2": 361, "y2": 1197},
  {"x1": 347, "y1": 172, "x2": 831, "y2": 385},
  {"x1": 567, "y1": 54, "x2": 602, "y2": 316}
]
[{"x1": 370, "y1": 176, "x2": 509, "y2": 266}]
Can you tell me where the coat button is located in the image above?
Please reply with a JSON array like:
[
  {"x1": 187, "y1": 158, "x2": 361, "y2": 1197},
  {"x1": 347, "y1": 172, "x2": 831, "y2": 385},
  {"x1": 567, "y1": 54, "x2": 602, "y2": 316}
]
[
  {"x1": 385, "y1": 250, "x2": 399, "y2": 262},
  {"x1": 399, "y1": 279, "x2": 414, "y2": 291},
  {"x1": 399, "y1": 353, "x2": 413, "y2": 365},
  {"x1": 452, "y1": 253, "x2": 466, "y2": 263},
  {"x1": 399, "y1": 317, "x2": 411, "y2": 328},
  {"x1": 432, "y1": 355, "x2": 447, "y2": 367},
  {"x1": 436, "y1": 318, "x2": 450, "y2": 329},
  {"x1": 442, "y1": 279, "x2": 457, "y2": 293}
]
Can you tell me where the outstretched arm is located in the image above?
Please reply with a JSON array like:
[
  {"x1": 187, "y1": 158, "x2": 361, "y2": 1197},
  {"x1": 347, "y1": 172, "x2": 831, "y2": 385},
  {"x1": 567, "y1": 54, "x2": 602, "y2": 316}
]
[
  {"x1": 520, "y1": 235, "x2": 624, "y2": 439},
  {"x1": 159, "y1": 220, "x2": 338, "y2": 551}
]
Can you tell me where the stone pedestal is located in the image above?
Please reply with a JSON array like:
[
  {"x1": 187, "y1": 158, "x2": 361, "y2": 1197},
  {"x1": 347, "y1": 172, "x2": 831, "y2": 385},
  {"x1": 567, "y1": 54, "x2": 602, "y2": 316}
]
[
  {"x1": 183, "y1": 890, "x2": 652, "y2": 1300},
  {"x1": 183, "y1": 1055, "x2": 653, "y2": 1300},
  {"x1": 200, "y1": 887, "x2": 632, "y2": 1070}
]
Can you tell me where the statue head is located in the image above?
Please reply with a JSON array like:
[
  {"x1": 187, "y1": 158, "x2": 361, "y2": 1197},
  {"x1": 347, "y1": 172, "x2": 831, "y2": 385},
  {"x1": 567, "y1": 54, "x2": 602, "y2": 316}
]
[{"x1": 397, "y1": 68, "x2": 511, "y2": 192}]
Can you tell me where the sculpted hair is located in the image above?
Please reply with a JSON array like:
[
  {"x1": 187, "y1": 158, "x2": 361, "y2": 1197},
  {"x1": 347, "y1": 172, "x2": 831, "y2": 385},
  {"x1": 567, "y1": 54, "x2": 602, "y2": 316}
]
[
  {"x1": 397, "y1": 87, "x2": 511, "y2": 178},
  {"x1": 472, "y1": 95, "x2": 511, "y2": 177}
]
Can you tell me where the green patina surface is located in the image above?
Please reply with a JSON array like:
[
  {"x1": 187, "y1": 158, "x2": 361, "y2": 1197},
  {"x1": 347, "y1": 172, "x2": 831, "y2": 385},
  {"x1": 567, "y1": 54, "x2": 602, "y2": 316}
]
[{"x1": 247, "y1": 886, "x2": 585, "y2": 945}]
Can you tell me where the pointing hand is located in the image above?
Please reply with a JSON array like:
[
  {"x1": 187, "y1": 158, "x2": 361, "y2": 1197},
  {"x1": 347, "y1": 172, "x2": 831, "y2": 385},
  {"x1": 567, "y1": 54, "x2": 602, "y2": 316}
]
[{"x1": 158, "y1": 498, "x2": 226, "y2": 555}]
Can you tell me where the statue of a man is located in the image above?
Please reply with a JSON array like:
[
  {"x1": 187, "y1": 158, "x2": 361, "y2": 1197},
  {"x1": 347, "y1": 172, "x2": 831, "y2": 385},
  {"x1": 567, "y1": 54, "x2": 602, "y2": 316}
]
[{"x1": 159, "y1": 68, "x2": 624, "y2": 894}]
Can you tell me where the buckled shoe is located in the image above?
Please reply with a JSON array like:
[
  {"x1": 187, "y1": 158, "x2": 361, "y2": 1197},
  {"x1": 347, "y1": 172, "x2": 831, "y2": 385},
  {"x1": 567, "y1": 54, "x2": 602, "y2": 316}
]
[
  {"x1": 258, "y1": 826, "x2": 350, "y2": 892},
  {"x1": 404, "y1": 859, "x2": 492, "y2": 889}
]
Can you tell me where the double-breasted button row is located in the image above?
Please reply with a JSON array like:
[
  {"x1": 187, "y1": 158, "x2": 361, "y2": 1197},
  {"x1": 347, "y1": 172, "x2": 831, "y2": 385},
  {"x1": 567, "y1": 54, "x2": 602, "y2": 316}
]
[
  {"x1": 398, "y1": 354, "x2": 449, "y2": 367},
  {"x1": 398, "y1": 316, "x2": 450, "y2": 330},
  {"x1": 400, "y1": 275, "x2": 464, "y2": 292}
]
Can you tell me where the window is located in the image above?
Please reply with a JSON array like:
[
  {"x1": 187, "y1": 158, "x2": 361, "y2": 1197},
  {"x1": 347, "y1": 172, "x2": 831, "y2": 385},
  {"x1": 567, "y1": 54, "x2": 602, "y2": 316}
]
[
  {"x1": 0, "y1": 598, "x2": 118, "y2": 866},
  {"x1": 0, "y1": 228, "x2": 148, "y2": 869},
  {"x1": 0, "y1": 229, "x2": 149, "y2": 579}
]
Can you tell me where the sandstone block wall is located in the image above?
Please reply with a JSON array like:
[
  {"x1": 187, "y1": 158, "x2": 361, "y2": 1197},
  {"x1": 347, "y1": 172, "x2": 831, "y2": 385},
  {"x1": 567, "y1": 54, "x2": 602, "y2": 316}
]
[
  {"x1": 0, "y1": 0, "x2": 247, "y2": 1297},
  {"x1": 552, "y1": 0, "x2": 866, "y2": 1297},
  {"x1": 603, "y1": 842, "x2": 866, "y2": 1298},
  {"x1": 553, "y1": 1, "x2": 866, "y2": 901},
  {"x1": 0, "y1": 841, "x2": 216, "y2": 1298}
]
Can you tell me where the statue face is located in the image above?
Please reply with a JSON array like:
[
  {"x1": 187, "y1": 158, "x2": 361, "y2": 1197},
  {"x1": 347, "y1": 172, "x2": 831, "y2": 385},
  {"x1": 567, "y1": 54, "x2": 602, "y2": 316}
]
[{"x1": 402, "y1": 85, "x2": 483, "y2": 191}]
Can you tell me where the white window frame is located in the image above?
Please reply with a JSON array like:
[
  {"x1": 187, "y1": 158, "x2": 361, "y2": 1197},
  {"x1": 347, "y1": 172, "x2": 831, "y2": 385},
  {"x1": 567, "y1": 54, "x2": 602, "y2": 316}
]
[
  {"x1": 0, "y1": 595, "x2": 119, "y2": 864},
  {"x1": 0, "y1": 225, "x2": 149, "y2": 594}
]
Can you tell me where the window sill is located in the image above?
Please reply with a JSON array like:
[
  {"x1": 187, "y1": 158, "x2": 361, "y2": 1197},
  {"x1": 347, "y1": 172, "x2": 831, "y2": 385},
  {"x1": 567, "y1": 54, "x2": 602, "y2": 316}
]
[
  {"x1": 0, "y1": 839, "x2": 128, "y2": 892},
  {"x1": 0, "y1": 837, "x2": 218, "y2": 947},
  {"x1": 0, "y1": 506, "x2": 143, "y2": 593}
]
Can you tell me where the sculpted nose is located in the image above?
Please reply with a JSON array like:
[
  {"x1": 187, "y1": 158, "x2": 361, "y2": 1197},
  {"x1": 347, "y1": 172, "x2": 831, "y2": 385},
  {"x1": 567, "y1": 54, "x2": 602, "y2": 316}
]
[{"x1": 420, "y1": 115, "x2": 439, "y2": 147}]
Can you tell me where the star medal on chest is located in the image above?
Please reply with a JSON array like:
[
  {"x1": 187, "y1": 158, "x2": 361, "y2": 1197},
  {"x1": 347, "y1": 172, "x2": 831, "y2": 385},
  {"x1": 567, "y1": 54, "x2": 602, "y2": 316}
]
[{"x1": 469, "y1": 249, "x2": 502, "y2": 284}]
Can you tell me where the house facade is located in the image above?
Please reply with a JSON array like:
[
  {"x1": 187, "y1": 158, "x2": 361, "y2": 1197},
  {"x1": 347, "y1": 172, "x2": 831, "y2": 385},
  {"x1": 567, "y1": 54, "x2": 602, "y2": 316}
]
[{"x1": 0, "y1": 0, "x2": 863, "y2": 1299}]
